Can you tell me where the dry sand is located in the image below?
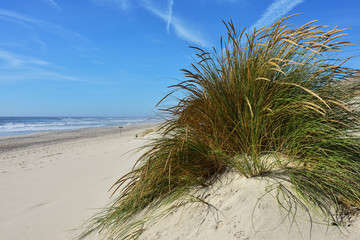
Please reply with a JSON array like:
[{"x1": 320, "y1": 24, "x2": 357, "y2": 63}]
[
  {"x1": 1, "y1": 122, "x2": 360, "y2": 240},
  {"x1": 139, "y1": 173, "x2": 360, "y2": 240},
  {"x1": 0, "y1": 122, "x2": 159, "y2": 240}
]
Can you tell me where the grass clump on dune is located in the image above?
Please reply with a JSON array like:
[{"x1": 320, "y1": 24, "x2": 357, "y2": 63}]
[{"x1": 79, "y1": 15, "x2": 360, "y2": 239}]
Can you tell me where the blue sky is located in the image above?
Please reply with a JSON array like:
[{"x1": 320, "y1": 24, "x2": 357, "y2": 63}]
[{"x1": 0, "y1": 0, "x2": 359, "y2": 117}]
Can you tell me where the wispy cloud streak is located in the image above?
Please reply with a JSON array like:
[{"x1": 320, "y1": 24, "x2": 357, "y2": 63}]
[
  {"x1": 217, "y1": 0, "x2": 244, "y2": 3},
  {"x1": 0, "y1": 9, "x2": 91, "y2": 46},
  {"x1": 0, "y1": 71, "x2": 86, "y2": 83},
  {"x1": 42, "y1": 0, "x2": 62, "y2": 11},
  {"x1": 91, "y1": 0, "x2": 209, "y2": 46},
  {"x1": 0, "y1": 10, "x2": 95, "y2": 83},
  {"x1": 0, "y1": 50, "x2": 23, "y2": 67},
  {"x1": 0, "y1": 50, "x2": 88, "y2": 83},
  {"x1": 0, "y1": 49, "x2": 49, "y2": 68},
  {"x1": 251, "y1": 0, "x2": 304, "y2": 29},
  {"x1": 166, "y1": 0, "x2": 174, "y2": 33},
  {"x1": 140, "y1": 0, "x2": 209, "y2": 46},
  {"x1": 91, "y1": 0, "x2": 131, "y2": 11}
]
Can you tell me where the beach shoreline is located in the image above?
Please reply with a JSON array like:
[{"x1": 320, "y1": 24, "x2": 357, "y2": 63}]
[
  {"x1": 0, "y1": 122, "x2": 160, "y2": 153},
  {"x1": 0, "y1": 122, "x2": 160, "y2": 240}
]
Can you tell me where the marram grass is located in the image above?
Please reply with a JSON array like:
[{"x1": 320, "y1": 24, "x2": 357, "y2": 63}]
[{"x1": 79, "y1": 15, "x2": 360, "y2": 239}]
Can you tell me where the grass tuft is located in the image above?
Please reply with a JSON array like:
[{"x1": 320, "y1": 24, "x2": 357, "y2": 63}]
[{"x1": 79, "y1": 15, "x2": 360, "y2": 239}]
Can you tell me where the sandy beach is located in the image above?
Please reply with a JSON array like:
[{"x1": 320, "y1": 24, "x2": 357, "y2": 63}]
[
  {"x1": 1, "y1": 121, "x2": 360, "y2": 240},
  {"x1": 0, "y1": 122, "x2": 159, "y2": 240}
]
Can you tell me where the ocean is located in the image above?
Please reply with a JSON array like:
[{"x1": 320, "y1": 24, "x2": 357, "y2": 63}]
[{"x1": 0, "y1": 116, "x2": 152, "y2": 137}]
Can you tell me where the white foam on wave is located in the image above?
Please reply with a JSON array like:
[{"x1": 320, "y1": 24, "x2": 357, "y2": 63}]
[{"x1": 0, "y1": 117, "x2": 149, "y2": 137}]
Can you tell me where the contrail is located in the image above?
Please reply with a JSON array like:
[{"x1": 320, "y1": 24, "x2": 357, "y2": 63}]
[
  {"x1": 251, "y1": 0, "x2": 305, "y2": 29},
  {"x1": 166, "y1": 0, "x2": 174, "y2": 33}
]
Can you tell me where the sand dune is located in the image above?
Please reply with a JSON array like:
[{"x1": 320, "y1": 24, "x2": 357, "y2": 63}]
[{"x1": 139, "y1": 172, "x2": 360, "y2": 240}]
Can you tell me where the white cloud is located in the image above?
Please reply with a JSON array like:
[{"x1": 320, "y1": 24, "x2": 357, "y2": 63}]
[
  {"x1": 0, "y1": 10, "x2": 100, "y2": 84},
  {"x1": 0, "y1": 50, "x2": 50, "y2": 68},
  {"x1": 40, "y1": 71, "x2": 86, "y2": 82},
  {"x1": 166, "y1": 0, "x2": 174, "y2": 33},
  {"x1": 32, "y1": 35, "x2": 48, "y2": 50},
  {"x1": 91, "y1": 0, "x2": 209, "y2": 46},
  {"x1": 0, "y1": 9, "x2": 36, "y2": 24},
  {"x1": 91, "y1": 0, "x2": 131, "y2": 11},
  {"x1": 42, "y1": 0, "x2": 62, "y2": 11},
  {"x1": 0, "y1": 49, "x2": 90, "y2": 84},
  {"x1": 0, "y1": 71, "x2": 86, "y2": 83},
  {"x1": 0, "y1": 50, "x2": 23, "y2": 67},
  {"x1": 251, "y1": 0, "x2": 305, "y2": 29},
  {"x1": 0, "y1": 9, "x2": 91, "y2": 46},
  {"x1": 29, "y1": 59, "x2": 49, "y2": 66},
  {"x1": 0, "y1": 50, "x2": 87, "y2": 83},
  {"x1": 201, "y1": 0, "x2": 247, "y2": 4},
  {"x1": 216, "y1": 0, "x2": 244, "y2": 3},
  {"x1": 140, "y1": 0, "x2": 210, "y2": 46}
]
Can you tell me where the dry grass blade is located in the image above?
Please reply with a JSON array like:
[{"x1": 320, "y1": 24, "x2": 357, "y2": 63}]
[{"x1": 79, "y1": 14, "x2": 360, "y2": 240}]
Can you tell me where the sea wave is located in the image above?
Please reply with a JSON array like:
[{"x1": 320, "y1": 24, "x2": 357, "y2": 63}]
[{"x1": 0, "y1": 117, "x2": 149, "y2": 137}]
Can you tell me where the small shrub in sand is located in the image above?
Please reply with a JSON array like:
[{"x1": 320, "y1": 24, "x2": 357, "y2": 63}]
[{"x1": 79, "y1": 15, "x2": 360, "y2": 239}]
